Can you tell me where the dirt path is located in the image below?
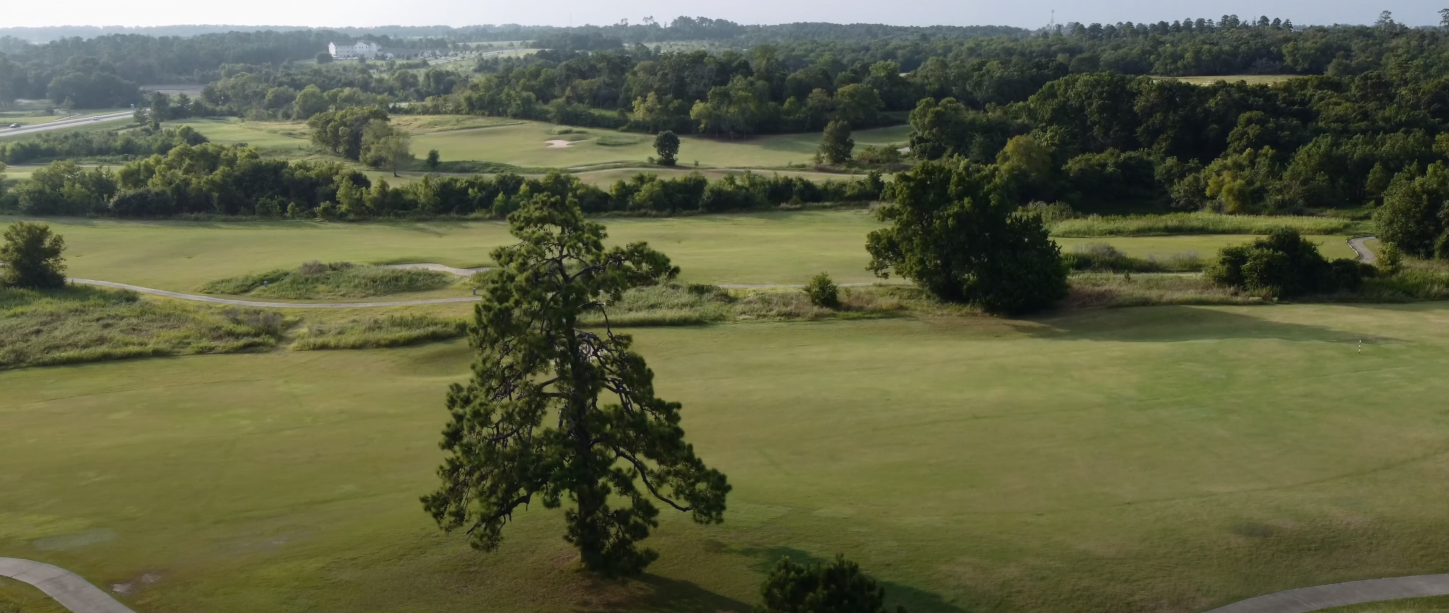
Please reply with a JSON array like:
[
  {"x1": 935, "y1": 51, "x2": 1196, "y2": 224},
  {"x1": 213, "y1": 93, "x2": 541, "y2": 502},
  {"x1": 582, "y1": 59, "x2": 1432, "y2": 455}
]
[
  {"x1": 1349, "y1": 236, "x2": 1377, "y2": 264},
  {"x1": 0, "y1": 558, "x2": 135, "y2": 613},
  {"x1": 1202, "y1": 573, "x2": 1449, "y2": 613}
]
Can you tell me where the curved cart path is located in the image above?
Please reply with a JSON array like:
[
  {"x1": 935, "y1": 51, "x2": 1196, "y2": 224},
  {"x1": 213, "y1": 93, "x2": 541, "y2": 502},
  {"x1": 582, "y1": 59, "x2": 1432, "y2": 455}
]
[
  {"x1": 71, "y1": 279, "x2": 482, "y2": 309},
  {"x1": 1202, "y1": 573, "x2": 1449, "y2": 613},
  {"x1": 0, "y1": 558, "x2": 135, "y2": 613},
  {"x1": 1349, "y1": 236, "x2": 1377, "y2": 264}
]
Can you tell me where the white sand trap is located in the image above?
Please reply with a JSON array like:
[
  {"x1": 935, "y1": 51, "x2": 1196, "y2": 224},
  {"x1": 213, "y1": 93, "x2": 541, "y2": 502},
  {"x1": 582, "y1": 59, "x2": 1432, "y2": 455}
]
[{"x1": 544, "y1": 139, "x2": 576, "y2": 149}]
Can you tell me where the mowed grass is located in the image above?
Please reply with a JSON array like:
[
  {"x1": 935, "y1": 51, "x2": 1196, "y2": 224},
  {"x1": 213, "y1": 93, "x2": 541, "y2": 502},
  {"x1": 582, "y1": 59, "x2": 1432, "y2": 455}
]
[
  {"x1": 0, "y1": 213, "x2": 1359, "y2": 293},
  {"x1": 169, "y1": 115, "x2": 911, "y2": 170},
  {"x1": 4, "y1": 303, "x2": 1449, "y2": 613},
  {"x1": 409, "y1": 118, "x2": 912, "y2": 169},
  {"x1": 165, "y1": 118, "x2": 313, "y2": 155}
]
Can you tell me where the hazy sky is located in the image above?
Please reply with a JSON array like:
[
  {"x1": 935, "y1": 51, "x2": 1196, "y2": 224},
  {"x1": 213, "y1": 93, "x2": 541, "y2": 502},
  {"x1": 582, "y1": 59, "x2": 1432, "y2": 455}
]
[{"x1": 4, "y1": 0, "x2": 1444, "y2": 29}]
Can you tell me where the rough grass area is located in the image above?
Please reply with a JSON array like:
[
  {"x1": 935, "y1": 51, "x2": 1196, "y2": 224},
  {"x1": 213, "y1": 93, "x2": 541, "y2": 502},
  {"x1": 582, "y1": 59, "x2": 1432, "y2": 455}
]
[
  {"x1": 1065, "y1": 273, "x2": 1271, "y2": 309},
  {"x1": 1050, "y1": 213, "x2": 1359, "y2": 237},
  {"x1": 579, "y1": 283, "x2": 909, "y2": 327},
  {"x1": 0, "y1": 285, "x2": 286, "y2": 369},
  {"x1": 6, "y1": 304, "x2": 1449, "y2": 613},
  {"x1": 199, "y1": 261, "x2": 455, "y2": 299},
  {"x1": 291, "y1": 315, "x2": 466, "y2": 350},
  {"x1": 1064, "y1": 242, "x2": 1206, "y2": 273}
]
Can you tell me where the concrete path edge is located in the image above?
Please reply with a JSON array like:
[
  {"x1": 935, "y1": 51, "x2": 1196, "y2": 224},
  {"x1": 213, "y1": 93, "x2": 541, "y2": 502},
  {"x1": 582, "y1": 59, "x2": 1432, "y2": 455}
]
[
  {"x1": 0, "y1": 558, "x2": 136, "y2": 613},
  {"x1": 1202, "y1": 573, "x2": 1449, "y2": 613}
]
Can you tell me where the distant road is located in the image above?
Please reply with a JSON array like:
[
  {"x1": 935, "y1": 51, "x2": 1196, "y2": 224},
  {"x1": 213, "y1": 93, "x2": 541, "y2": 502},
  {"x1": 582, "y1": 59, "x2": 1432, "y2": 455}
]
[{"x1": 0, "y1": 112, "x2": 133, "y2": 139}]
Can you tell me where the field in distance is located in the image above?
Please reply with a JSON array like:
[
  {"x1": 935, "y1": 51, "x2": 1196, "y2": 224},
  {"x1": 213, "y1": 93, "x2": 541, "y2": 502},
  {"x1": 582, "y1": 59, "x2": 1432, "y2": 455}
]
[
  {"x1": 3, "y1": 303, "x2": 1449, "y2": 613},
  {"x1": 168, "y1": 116, "x2": 912, "y2": 170},
  {"x1": 0, "y1": 212, "x2": 1359, "y2": 293}
]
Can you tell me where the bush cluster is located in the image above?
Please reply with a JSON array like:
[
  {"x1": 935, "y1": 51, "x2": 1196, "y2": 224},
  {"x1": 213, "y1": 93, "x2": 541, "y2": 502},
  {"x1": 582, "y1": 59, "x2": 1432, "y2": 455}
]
[{"x1": 1205, "y1": 228, "x2": 1374, "y2": 297}]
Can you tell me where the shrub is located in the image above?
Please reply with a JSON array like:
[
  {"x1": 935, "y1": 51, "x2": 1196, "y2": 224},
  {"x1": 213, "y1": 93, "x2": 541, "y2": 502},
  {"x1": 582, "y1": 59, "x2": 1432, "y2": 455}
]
[
  {"x1": 1, "y1": 222, "x2": 67, "y2": 289},
  {"x1": 804, "y1": 273, "x2": 840, "y2": 308},
  {"x1": 1206, "y1": 228, "x2": 1361, "y2": 297},
  {"x1": 756, "y1": 555, "x2": 905, "y2": 613}
]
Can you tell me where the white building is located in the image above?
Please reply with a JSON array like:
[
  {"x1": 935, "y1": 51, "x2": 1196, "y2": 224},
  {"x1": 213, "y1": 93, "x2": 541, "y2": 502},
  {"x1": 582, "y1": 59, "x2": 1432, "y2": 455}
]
[{"x1": 329, "y1": 41, "x2": 380, "y2": 60}]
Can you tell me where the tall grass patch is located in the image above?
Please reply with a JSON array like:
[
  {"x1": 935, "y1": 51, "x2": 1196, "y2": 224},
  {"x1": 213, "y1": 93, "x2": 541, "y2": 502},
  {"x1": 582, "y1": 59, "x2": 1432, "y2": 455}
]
[
  {"x1": 1064, "y1": 243, "x2": 1205, "y2": 273},
  {"x1": 1066, "y1": 273, "x2": 1272, "y2": 309},
  {"x1": 577, "y1": 283, "x2": 909, "y2": 327},
  {"x1": 0, "y1": 285, "x2": 287, "y2": 369},
  {"x1": 200, "y1": 261, "x2": 455, "y2": 299},
  {"x1": 291, "y1": 315, "x2": 466, "y2": 350},
  {"x1": 1050, "y1": 213, "x2": 1358, "y2": 237}
]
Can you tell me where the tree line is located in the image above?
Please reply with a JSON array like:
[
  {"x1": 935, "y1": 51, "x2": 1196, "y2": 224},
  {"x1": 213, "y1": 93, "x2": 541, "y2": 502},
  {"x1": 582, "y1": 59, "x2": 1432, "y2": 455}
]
[
  {"x1": 0, "y1": 143, "x2": 884, "y2": 218},
  {"x1": 0, "y1": 125, "x2": 207, "y2": 165},
  {"x1": 904, "y1": 68, "x2": 1449, "y2": 216}
]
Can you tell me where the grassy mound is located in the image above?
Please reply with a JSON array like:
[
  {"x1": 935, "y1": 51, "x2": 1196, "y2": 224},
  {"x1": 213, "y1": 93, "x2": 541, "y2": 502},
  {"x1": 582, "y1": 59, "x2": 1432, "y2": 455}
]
[
  {"x1": 1050, "y1": 213, "x2": 1359, "y2": 237},
  {"x1": 291, "y1": 315, "x2": 466, "y2": 350},
  {"x1": 0, "y1": 285, "x2": 286, "y2": 369},
  {"x1": 199, "y1": 261, "x2": 455, "y2": 299}
]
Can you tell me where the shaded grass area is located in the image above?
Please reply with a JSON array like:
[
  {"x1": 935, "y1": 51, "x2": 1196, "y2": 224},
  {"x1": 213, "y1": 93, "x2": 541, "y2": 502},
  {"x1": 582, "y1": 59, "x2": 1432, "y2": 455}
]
[
  {"x1": 0, "y1": 285, "x2": 286, "y2": 369},
  {"x1": 198, "y1": 262, "x2": 455, "y2": 299},
  {"x1": 1050, "y1": 213, "x2": 1361, "y2": 237},
  {"x1": 1064, "y1": 242, "x2": 1206, "y2": 273},
  {"x1": 5, "y1": 304, "x2": 1449, "y2": 613}
]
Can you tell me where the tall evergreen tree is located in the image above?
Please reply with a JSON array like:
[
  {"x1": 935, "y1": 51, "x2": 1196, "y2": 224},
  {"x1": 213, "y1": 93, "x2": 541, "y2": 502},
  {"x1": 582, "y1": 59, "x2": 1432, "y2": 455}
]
[{"x1": 422, "y1": 195, "x2": 730, "y2": 576}]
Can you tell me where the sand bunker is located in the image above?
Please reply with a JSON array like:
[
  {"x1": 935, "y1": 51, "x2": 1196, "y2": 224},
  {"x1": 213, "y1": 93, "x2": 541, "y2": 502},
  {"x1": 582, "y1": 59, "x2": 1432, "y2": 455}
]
[{"x1": 544, "y1": 139, "x2": 576, "y2": 149}]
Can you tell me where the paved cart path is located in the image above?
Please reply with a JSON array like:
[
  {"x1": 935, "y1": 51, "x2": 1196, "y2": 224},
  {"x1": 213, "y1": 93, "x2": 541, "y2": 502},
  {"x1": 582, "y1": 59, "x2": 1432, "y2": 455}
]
[
  {"x1": 0, "y1": 558, "x2": 135, "y2": 613},
  {"x1": 1349, "y1": 236, "x2": 1378, "y2": 264},
  {"x1": 1202, "y1": 573, "x2": 1449, "y2": 613},
  {"x1": 70, "y1": 278, "x2": 483, "y2": 308}
]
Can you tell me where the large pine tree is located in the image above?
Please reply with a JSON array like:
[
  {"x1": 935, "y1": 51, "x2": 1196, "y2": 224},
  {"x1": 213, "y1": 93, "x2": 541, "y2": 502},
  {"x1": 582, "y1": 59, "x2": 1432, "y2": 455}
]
[{"x1": 422, "y1": 194, "x2": 730, "y2": 576}]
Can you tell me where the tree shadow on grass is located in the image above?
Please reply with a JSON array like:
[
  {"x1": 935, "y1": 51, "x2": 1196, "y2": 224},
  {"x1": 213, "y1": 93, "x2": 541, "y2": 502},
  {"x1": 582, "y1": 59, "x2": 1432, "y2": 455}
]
[
  {"x1": 736, "y1": 546, "x2": 972, "y2": 613},
  {"x1": 1010, "y1": 305, "x2": 1402, "y2": 345},
  {"x1": 571, "y1": 573, "x2": 751, "y2": 613}
]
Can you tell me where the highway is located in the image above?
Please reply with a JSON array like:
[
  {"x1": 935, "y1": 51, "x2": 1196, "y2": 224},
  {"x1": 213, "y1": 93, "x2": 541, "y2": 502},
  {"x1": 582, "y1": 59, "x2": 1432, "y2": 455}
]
[{"x1": 0, "y1": 111, "x2": 135, "y2": 139}]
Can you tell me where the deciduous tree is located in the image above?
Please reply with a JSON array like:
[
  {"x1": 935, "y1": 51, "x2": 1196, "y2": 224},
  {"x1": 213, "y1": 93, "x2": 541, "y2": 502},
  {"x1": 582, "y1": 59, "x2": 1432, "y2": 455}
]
[
  {"x1": 866, "y1": 159, "x2": 1067, "y2": 314},
  {"x1": 1, "y1": 222, "x2": 67, "y2": 289},
  {"x1": 653, "y1": 130, "x2": 680, "y2": 166},
  {"x1": 819, "y1": 120, "x2": 854, "y2": 165}
]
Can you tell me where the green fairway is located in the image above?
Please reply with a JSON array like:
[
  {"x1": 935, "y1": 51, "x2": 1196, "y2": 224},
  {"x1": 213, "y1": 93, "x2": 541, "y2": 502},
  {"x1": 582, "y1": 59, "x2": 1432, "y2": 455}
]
[
  {"x1": 166, "y1": 118, "x2": 314, "y2": 155},
  {"x1": 408, "y1": 118, "x2": 911, "y2": 169},
  {"x1": 166, "y1": 115, "x2": 910, "y2": 171},
  {"x1": 3, "y1": 303, "x2": 1449, "y2": 613},
  {"x1": 0, "y1": 213, "x2": 1356, "y2": 292}
]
